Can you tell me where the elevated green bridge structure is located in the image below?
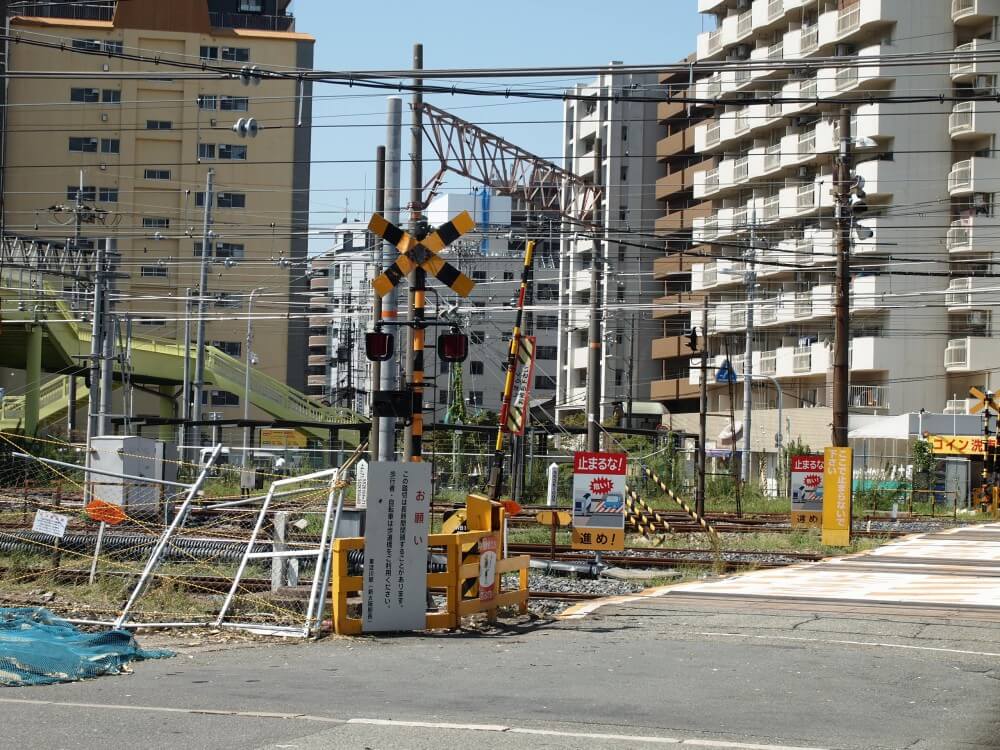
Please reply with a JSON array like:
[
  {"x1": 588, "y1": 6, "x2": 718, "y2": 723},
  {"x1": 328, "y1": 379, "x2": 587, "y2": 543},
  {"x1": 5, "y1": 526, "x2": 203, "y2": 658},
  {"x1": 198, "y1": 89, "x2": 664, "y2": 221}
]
[{"x1": 0, "y1": 237, "x2": 365, "y2": 444}]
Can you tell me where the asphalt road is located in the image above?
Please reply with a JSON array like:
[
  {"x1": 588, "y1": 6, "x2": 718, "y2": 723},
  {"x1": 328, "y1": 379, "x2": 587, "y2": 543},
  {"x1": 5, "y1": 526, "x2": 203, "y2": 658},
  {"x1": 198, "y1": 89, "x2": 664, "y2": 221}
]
[{"x1": 3, "y1": 595, "x2": 1000, "y2": 750}]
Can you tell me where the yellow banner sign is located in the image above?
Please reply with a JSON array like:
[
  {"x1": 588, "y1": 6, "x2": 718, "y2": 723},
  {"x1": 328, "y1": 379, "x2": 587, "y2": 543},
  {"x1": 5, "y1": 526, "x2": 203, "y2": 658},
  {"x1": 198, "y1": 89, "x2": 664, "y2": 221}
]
[
  {"x1": 259, "y1": 429, "x2": 307, "y2": 449},
  {"x1": 822, "y1": 447, "x2": 853, "y2": 547},
  {"x1": 791, "y1": 511, "x2": 822, "y2": 529},
  {"x1": 571, "y1": 527, "x2": 625, "y2": 551},
  {"x1": 927, "y1": 434, "x2": 996, "y2": 456}
]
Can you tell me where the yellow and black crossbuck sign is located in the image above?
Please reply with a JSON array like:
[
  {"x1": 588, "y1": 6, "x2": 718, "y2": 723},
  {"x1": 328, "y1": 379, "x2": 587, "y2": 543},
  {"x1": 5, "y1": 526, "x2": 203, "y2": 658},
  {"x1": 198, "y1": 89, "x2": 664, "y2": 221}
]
[
  {"x1": 368, "y1": 211, "x2": 477, "y2": 298},
  {"x1": 970, "y1": 387, "x2": 1000, "y2": 415}
]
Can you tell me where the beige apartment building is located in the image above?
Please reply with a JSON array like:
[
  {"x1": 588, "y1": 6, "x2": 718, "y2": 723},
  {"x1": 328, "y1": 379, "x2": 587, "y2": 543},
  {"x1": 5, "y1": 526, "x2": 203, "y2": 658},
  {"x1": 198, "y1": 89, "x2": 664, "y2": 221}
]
[{"x1": 4, "y1": 1, "x2": 313, "y2": 422}]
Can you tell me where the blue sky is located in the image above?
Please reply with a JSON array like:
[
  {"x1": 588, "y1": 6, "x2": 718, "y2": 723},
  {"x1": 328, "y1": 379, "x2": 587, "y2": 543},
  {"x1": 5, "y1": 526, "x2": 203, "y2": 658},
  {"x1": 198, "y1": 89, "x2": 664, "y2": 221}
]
[{"x1": 290, "y1": 0, "x2": 703, "y2": 253}]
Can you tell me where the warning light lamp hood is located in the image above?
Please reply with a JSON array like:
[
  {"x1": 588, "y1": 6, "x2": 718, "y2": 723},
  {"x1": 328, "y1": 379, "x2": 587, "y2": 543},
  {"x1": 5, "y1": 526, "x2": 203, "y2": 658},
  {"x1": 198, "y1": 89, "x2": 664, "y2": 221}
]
[
  {"x1": 365, "y1": 330, "x2": 394, "y2": 362},
  {"x1": 438, "y1": 331, "x2": 469, "y2": 363}
]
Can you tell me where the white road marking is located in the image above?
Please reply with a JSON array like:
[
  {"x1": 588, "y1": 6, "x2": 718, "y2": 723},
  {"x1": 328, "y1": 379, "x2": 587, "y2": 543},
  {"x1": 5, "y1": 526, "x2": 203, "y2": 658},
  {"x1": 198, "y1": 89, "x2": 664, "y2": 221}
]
[
  {"x1": 697, "y1": 631, "x2": 1000, "y2": 657},
  {"x1": 0, "y1": 698, "x2": 829, "y2": 749}
]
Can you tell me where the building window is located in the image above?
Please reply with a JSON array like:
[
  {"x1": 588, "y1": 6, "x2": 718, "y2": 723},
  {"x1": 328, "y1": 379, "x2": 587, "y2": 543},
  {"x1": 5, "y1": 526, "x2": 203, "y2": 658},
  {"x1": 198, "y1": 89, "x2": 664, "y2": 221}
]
[
  {"x1": 67, "y1": 185, "x2": 97, "y2": 202},
  {"x1": 536, "y1": 345, "x2": 557, "y2": 360},
  {"x1": 217, "y1": 192, "x2": 246, "y2": 209},
  {"x1": 70, "y1": 87, "x2": 99, "y2": 103},
  {"x1": 438, "y1": 389, "x2": 448, "y2": 404},
  {"x1": 103, "y1": 40, "x2": 124, "y2": 55},
  {"x1": 472, "y1": 270, "x2": 487, "y2": 282},
  {"x1": 221, "y1": 47, "x2": 251, "y2": 62},
  {"x1": 214, "y1": 293, "x2": 240, "y2": 308},
  {"x1": 240, "y1": 0, "x2": 264, "y2": 11},
  {"x1": 193, "y1": 241, "x2": 212, "y2": 257},
  {"x1": 99, "y1": 188, "x2": 118, "y2": 203},
  {"x1": 211, "y1": 341, "x2": 242, "y2": 357},
  {"x1": 534, "y1": 375, "x2": 556, "y2": 390},
  {"x1": 198, "y1": 143, "x2": 216, "y2": 160},
  {"x1": 621, "y1": 125, "x2": 629, "y2": 142},
  {"x1": 615, "y1": 369, "x2": 624, "y2": 387},
  {"x1": 439, "y1": 360, "x2": 450, "y2": 375},
  {"x1": 471, "y1": 330, "x2": 485, "y2": 345},
  {"x1": 200, "y1": 46, "x2": 219, "y2": 60},
  {"x1": 218, "y1": 144, "x2": 247, "y2": 160},
  {"x1": 72, "y1": 39, "x2": 101, "y2": 52},
  {"x1": 146, "y1": 120, "x2": 172, "y2": 130},
  {"x1": 142, "y1": 217, "x2": 169, "y2": 228},
  {"x1": 220, "y1": 96, "x2": 249, "y2": 112},
  {"x1": 198, "y1": 95, "x2": 217, "y2": 110},
  {"x1": 216, "y1": 242, "x2": 245, "y2": 259},
  {"x1": 100, "y1": 138, "x2": 120, "y2": 154},
  {"x1": 102, "y1": 89, "x2": 121, "y2": 104},
  {"x1": 140, "y1": 265, "x2": 167, "y2": 278},
  {"x1": 470, "y1": 361, "x2": 484, "y2": 375},
  {"x1": 210, "y1": 390, "x2": 240, "y2": 406},
  {"x1": 468, "y1": 391, "x2": 484, "y2": 406},
  {"x1": 536, "y1": 314, "x2": 557, "y2": 330},
  {"x1": 69, "y1": 136, "x2": 98, "y2": 153},
  {"x1": 136, "y1": 317, "x2": 164, "y2": 327},
  {"x1": 503, "y1": 271, "x2": 514, "y2": 280},
  {"x1": 536, "y1": 283, "x2": 558, "y2": 301},
  {"x1": 144, "y1": 169, "x2": 171, "y2": 180}
]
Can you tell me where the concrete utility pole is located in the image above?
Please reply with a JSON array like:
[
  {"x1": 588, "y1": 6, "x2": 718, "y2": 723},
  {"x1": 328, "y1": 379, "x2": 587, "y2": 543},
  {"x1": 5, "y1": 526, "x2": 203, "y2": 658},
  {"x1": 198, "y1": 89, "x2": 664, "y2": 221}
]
[
  {"x1": 586, "y1": 138, "x2": 604, "y2": 453},
  {"x1": 379, "y1": 97, "x2": 402, "y2": 461},
  {"x1": 242, "y1": 287, "x2": 265, "y2": 471},
  {"x1": 83, "y1": 238, "x2": 107, "y2": 501},
  {"x1": 191, "y1": 169, "x2": 215, "y2": 442},
  {"x1": 180, "y1": 288, "x2": 192, "y2": 455},
  {"x1": 696, "y1": 296, "x2": 708, "y2": 518},
  {"x1": 741, "y1": 216, "x2": 757, "y2": 482},
  {"x1": 404, "y1": 43, "x2": 425, "y2": 462},
  {"x1": 66, "y1": 169, "x2": 87, "y2": 437},
  {"x1": 370, "y1": 144, "x2": 386, "y2": 462},
  {"x1": 832, "y1": 108, "x2": 853, "y2": 448}
]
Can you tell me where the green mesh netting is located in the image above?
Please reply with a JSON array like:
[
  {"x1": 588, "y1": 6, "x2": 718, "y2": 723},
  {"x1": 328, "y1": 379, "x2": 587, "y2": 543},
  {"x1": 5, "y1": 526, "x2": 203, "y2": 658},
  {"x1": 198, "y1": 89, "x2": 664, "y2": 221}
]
[{"x1": 0, "y1": 608, "x2": 172, "y2": 687}]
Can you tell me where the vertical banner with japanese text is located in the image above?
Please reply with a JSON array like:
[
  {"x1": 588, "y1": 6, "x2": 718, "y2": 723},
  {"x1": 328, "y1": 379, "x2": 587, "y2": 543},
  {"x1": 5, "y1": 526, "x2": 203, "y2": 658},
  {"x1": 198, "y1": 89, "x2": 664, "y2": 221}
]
[
  {"x1": 822, "y1": 447, "x2": 853, "y2": 547},
  {"x1": 571, "y1": 451, "x2": 627, "y2": 551},
  {"x1": 504, "y1": 335, "x2": 537, "y2": 435},
  {"x1": 362, "y1": 462, "x2": 431, "y2": 632},
  {"x1": 790, "y1": 454, "x2": 824, "y2": 528}
]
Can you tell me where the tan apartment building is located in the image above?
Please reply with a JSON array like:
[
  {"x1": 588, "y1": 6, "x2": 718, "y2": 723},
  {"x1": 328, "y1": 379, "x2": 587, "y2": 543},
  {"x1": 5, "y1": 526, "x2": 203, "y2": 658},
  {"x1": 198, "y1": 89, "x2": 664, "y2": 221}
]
[
  {"x1": 650, "y1": 63, "x2": 714, "y2": 415},
  {"x1": 4, "y1": 1, "x2": 313, "y2": 422}
]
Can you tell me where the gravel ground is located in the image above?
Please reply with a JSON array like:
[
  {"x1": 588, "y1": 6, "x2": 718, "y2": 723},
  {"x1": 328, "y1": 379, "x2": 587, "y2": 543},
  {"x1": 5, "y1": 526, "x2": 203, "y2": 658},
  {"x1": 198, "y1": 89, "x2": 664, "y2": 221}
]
[{"x1": 503, "y1": 571, "x2": 657, "y2": 617}]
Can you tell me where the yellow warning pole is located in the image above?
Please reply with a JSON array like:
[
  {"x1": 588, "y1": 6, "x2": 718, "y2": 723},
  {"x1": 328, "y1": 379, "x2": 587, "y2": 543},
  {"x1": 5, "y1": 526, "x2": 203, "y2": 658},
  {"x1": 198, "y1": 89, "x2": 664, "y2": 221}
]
[{"x1": 486, "y1": 240, "x2": 536, "y2": 500}]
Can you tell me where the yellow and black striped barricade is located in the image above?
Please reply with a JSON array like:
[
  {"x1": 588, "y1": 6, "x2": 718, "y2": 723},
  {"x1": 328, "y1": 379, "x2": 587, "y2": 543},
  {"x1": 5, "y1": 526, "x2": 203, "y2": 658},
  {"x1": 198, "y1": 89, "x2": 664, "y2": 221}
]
[{"x1": 330, "y1": 531, "x2": 529, "y2": 635}]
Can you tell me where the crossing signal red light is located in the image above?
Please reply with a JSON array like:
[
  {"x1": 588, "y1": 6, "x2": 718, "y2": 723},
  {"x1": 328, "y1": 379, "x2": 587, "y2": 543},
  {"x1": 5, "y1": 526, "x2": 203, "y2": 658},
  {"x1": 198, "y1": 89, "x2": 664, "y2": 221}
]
[
  {"x1": 438, "y1": 332, "x2": 469, "y2": 363},
  {"x1": 365, "y1": 331, "x2": 394, "y2": 362}
]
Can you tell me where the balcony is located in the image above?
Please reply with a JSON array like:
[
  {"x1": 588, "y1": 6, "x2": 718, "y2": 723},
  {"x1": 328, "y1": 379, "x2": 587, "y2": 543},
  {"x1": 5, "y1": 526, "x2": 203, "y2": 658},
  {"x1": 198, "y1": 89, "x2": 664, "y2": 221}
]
[
  {"x1": 946, "y1": 218, "x2": 996, "y2": 254},
  {"x1": 850, "y1": 275, "x2": 889, "y2": 313},
  {"x1": 942, "y1": 337, "x2": 1000, "y2": 372},
  {"x1": 307, "y1": 374, "x2": 328, "y2": 388},
  {"x1": 761, "y1": 195, "x2": 780, "y2": 223},
  {"x1": 653, "y1": 254, "x2": 694, "y2": 279},
  {"x1": 796, "y1": 182, "x2": 817, "y2": 212},
  {"x1": 850, "y1": 385, "x2": 889, "y2": 411},
  {"x1": 763, "y1": 142, "x2": 782, "y2": 172},
  {"x1": 734, "y1": 155, "x2": 750, "y2": 183},
  {"x1": 949, "y1": 100, "x2": 998, "y2": 140},
  {"x1": 953, "y1": 0, "x2": 1000, "y2": 25},
  {"x1": 951, "y1": 39, "x2": 1000, "y2": 83},
  {"x1": 945, "y1": 398, "x2": 978, "y2": 415},
  {"x1": 793, "y1": 292, "x2": 813, "y2": 319},
  {"x1": 651, "y1": 335, "x2": 688, "y2": 360},
  {"x1": 946, "y1": 277, "x2": 993, "y2": 310},
  {"x1": 800, "y1": 25, "x2": 819, "y2": 55},
  {"x1": 792, "y1": 346, "x2": 812, "y2": 374},
  {"x1": 759, "y1": 350, "x2": 777, "y2": 376},
  {"x1": 308, "y1": 335, "x2": 329, "y2": 348},
  {"x1": 947, "y1": 158, "x2": 1000, "y2": 197},
  {"x1": 759, "y1": 299, "x2": 779, "y2": 325},
  {"x1": 651, "y1": 377, "x2": 700, "y2": 401},
  {"x1": 308, "y1": 354, "x2": 327, "y2": 367}
]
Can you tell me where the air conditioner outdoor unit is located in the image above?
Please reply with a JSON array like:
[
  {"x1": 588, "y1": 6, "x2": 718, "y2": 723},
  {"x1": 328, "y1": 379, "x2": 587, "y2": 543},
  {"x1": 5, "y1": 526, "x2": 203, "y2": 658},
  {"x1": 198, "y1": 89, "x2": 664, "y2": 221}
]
[
  {"x1": 797, "y1": 166, "x2": 812, "y2": 179},
  {"x1": 970, "y1": 311, "x2": 989, "y2": 326},
  {"x1": 835, "y1": 44, "x2": 856, "y2": 57}
]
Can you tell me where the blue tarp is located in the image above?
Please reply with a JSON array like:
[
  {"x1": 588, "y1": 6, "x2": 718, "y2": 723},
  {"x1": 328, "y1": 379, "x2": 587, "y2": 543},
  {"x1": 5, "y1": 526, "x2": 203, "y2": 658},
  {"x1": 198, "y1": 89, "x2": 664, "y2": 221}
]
[{"x1": 0, "y1": 608, "x2": 173, "y2": 687}]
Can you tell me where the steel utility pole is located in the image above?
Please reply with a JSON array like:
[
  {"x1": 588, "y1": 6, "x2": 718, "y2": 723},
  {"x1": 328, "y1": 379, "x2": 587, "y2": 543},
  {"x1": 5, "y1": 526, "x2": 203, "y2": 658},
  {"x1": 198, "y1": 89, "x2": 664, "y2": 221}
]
[
  {"x1": 832, "y1": 108, "x2": 853, "y2": 448},
  {"x1": 180, "y1": 287, "x2": 192, "y2": 456},
  {"x1": 741, "y1": 216, "x2": 757, "y2": 482},
  {"x1": 380, "y1": 97, "x2": 402, "y2": 461},
  {"x1": 586, "y1": 137, "x2": 604, "y2": 452},
  {"x1": 370, "y1": 144, "x2": 386, "y2": 462},
  {"x1": 404, "y1": 44, "x2": 425, "y2": 463},
  {"x1": 191, "y1": 169, "x2": 215, "y2": 442},
  {"x1": 696, "y1": 295, "x2": 708, "y2": 518}
]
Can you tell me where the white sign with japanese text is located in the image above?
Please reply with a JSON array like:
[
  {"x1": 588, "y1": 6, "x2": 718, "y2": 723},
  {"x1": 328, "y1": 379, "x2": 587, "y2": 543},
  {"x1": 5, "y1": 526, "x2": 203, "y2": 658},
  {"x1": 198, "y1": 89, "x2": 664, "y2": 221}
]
[
  {"x1": 571, "y1": 451, "x2": 627, "y2": 551},
  {"x1": 355, "y1": 459, "x2": 369, "y2": 509},
  {"x1": 32, "y1": 510, "x2": 69, "y2": 539},
  {"x1": 362, "y1": 462, "x2": 431, "y2": 632}
]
